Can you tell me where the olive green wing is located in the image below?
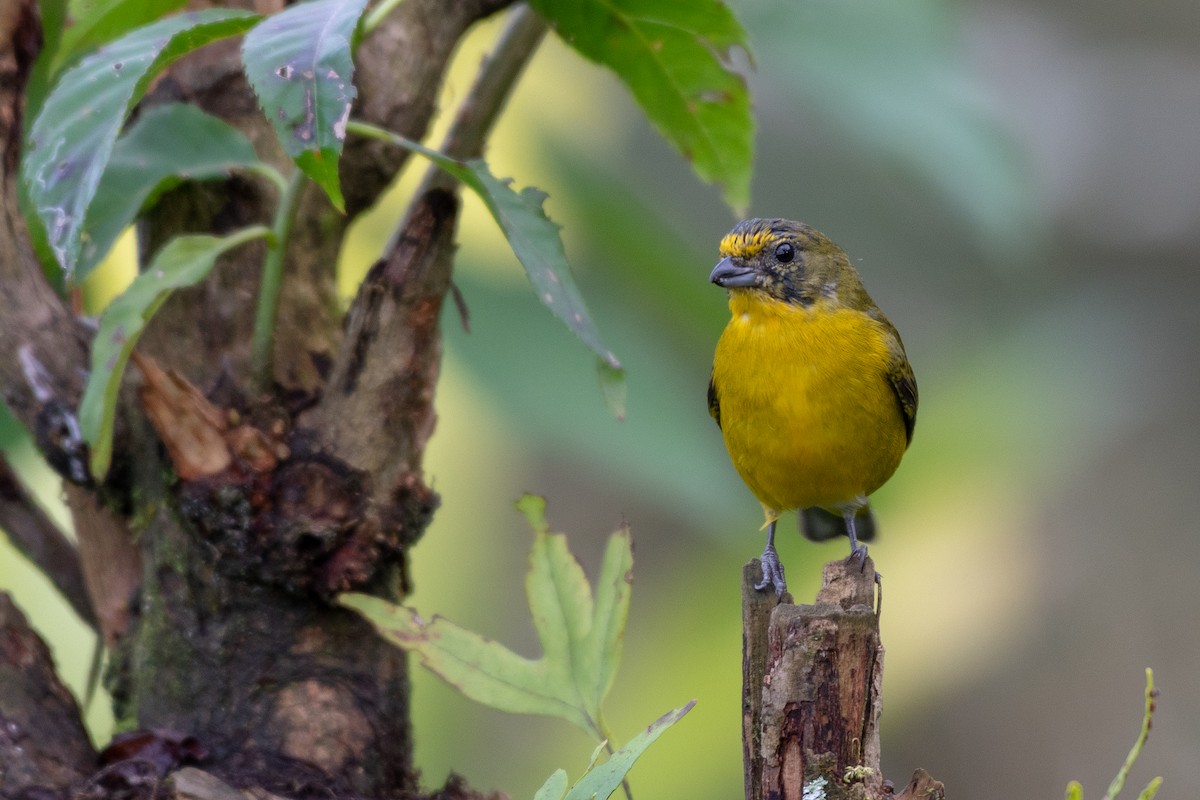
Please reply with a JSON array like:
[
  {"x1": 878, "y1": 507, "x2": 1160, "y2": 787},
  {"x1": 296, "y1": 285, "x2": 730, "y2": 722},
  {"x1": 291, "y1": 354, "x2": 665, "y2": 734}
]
[
  {"x1": 889, "y1": 353, "x2": 918, "y2": 444},
  {"x1": 707, "y1": 372, "x2": 721, "y2": 429},
  {"x1": 872, "y1": 311, "x2": 918, "y2": 444}
]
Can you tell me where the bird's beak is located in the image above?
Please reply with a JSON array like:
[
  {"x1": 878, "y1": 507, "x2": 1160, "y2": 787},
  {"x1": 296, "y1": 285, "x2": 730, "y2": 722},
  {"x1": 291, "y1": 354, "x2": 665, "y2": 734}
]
[{"x1": 709, "y1": 257, "x2": 758, "y2": 288}]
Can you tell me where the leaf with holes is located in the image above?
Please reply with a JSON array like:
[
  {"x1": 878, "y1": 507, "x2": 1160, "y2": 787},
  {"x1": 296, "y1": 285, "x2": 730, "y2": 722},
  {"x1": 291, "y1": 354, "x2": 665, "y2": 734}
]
[
  {"x1": 529, "y1": 0, "x2": 753, "y2": 212},
  {"x1": 340, "y1": 495, "x2": 633, "y2": 739},
  {"x1": 21, "y1": 9, "x2": 260, "y2": 279},
  {"x1": 242, "y1": 0, "x2": 370, "y2": 212},
  {"x1": 79, "y1": 228, "x2": 269, "y2": 480}
]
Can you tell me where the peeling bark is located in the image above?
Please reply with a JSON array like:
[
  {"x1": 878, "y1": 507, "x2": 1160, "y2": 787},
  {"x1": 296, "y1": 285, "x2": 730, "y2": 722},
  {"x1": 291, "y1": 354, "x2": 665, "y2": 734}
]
[{"x1": 743, "y1": 558, "x2": 936, "y2": 800}]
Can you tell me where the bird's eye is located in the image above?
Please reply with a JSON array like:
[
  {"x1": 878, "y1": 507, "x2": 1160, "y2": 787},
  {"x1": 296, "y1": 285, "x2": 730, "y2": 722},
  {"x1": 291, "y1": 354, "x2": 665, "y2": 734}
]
[{"x1": 774, "y1": 242, "x2": 795, "y2": 263}]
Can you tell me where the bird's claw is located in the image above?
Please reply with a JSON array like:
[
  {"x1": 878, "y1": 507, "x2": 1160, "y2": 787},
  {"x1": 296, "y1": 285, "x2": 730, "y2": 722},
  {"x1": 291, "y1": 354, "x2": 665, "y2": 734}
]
[
  {"x1": 848, "y1": 542, "x2": 869, "y2": 572},
  {"x1": 754, "y1": 545, "x2": 787, "y2": 596}
]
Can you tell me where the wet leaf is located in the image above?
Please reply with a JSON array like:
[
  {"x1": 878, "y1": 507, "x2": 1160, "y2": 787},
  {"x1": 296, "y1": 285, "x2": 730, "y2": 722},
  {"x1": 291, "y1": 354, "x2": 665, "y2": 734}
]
[
  {"x1": 341, "y1": 494, "x2": 633, "y2": 738},
  {"x1": 80, "y1": 228, "x2": 269, "y2": 479},
  {"x1": 528, "y1": 0, "x2": 753, "y2": 212},
  {"x1": 79, "y1": 103, "x2": 261, "y2": 281},
  {"x1": 21, "y1": 9, "x2": 260, "y2": 279},
  {"x1": 242, "y1": 0, "x2": 370, "y2": 212}
]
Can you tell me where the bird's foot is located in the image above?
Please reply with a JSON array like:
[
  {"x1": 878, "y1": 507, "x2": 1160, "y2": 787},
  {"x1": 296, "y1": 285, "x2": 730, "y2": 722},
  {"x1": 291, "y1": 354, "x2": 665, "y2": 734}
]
[
  {"x1": 848, "y1": 542, "x2": 869, "y2": 571},
  {"x1": 754, "y1": 545, "x2": 787, "y2": 596}
]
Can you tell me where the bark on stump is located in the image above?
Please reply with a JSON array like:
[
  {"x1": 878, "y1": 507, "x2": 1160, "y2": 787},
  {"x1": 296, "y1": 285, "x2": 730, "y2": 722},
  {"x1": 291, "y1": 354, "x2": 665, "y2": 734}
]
[{"x1": 743, "y1": 556, "x2": 941, "y2": 800}]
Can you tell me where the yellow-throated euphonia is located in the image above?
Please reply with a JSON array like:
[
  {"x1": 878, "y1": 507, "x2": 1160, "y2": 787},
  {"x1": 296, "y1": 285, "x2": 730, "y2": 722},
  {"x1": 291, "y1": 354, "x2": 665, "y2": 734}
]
[{"x1": 708, "y1": 219, "x2": 917, "y2": 595}]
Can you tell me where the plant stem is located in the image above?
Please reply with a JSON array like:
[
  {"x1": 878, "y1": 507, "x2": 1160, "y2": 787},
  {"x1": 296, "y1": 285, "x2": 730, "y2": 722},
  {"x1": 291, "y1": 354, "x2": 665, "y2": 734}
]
[
  {"x1": 251, "y1": 170, "x2": 305, "y2": 387},
  {"x1": 1102, "y1": 669, "x2": 1159, "y2": 800},
  {"x1": 361, "y1": 0, "x2": 404, "y2": 36}
]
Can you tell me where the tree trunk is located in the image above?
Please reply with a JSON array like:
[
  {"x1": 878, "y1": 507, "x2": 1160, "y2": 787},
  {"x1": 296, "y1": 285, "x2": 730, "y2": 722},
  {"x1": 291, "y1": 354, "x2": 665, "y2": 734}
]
[{"x1": 0, "y1": 0, "x2": 516, "y2": 796}]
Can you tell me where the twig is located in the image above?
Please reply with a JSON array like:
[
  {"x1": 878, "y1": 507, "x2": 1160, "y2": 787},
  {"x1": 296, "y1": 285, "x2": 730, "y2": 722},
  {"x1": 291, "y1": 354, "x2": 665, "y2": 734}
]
[
  {"x1": 0, "y1": 456, "x2": 96, "y2": 630},
  {"x1": 437, "y1": 3, "x2": 548, "y2": 164},
  {"x1": 375, "y1": 1, "x2": 546, "y2": 260},
  {"x1": 251, "y1": 170, "x2": 306, "y2": 387}
]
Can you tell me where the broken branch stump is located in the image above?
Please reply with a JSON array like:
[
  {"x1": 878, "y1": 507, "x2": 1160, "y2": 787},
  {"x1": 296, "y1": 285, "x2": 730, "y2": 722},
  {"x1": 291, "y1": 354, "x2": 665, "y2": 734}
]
[{"x1": 742, "y1": 557, "x2": 885, "y2": 800}]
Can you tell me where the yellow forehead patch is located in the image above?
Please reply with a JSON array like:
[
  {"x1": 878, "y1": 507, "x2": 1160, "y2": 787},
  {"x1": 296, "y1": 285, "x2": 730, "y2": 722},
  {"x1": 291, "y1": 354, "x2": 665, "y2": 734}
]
[{"x1": 719, "y1": 229, "x2": 775, "y2": 259}]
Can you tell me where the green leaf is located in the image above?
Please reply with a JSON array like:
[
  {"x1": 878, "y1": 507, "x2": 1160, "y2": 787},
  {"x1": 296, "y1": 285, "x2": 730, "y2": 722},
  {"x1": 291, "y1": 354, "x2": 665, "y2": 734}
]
[
  {"x1": 79, "y1": 228, "x2": 270, "y2": 479},
  {"x1": 242, "y1": 0, "x2": 370, "y2": 212},
  {"x1": 78, "y1": 103, "x2": 262, "y2": 281},
  {"x1": 1066, "y1": 782, "x2": 1083, "y2": 800},
  {"x1": 528, "y1": 0, "x2": 753, "y2": 212},
  {"x1": 54, "y1": 0, "x2": 189, "y2": 75},
  {"x1": 24, "y1": 0, "x2": 69, "y2": 123},
  {"x1": 21, "y1": 9, "x2": 260, "y2": 279},
  {"x1": 533, "y1": 769, "x2": 568, "y2": 800},
  {"x1": 341, "y1": 494, "x2": 634, "y2": 739},
  {"x1": 565, "y1": 701, "x2": 694, "y2": 800},
  {"x1": 345, "y1": 124, "x2": 626, "y2": 413}
]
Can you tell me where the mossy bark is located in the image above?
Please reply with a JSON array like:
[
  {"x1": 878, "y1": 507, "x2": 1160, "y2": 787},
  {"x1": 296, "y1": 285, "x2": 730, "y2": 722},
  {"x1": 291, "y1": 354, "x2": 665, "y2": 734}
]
[{"x1": 0, "y1": 0, "x2": 513, "y2": 796}]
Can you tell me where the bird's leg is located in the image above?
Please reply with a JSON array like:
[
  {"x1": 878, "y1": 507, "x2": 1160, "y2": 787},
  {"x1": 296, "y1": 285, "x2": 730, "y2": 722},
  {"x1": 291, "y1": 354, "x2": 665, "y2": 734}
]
[
  {"x1": 754, "y1": 519, "x2": 787, "y2": 596},
  {"x1": 844, "y1": 507, "x2": 868, "y2": 566}
]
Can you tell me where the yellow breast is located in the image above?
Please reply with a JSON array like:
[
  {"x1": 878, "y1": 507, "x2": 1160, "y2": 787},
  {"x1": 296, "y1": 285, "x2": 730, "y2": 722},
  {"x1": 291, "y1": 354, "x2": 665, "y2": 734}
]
[{"x1": 712, "y1": 292, "x2": 907, "y2": 514}]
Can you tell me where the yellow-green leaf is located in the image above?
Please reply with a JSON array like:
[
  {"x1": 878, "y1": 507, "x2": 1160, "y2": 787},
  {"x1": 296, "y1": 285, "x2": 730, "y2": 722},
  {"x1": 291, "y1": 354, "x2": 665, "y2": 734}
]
[
  {"x1": 343, "y1": 494, "x2": 633, "y2": 740},
  {"x1": 79, "y1": 228, "x2": 269, "y2": 479}
]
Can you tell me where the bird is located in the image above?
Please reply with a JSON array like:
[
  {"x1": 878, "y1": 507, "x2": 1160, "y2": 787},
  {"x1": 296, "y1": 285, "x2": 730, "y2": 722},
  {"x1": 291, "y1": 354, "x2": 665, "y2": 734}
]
[{"x1": 707, "y1": 218, "x2": 917, "y2": 596}]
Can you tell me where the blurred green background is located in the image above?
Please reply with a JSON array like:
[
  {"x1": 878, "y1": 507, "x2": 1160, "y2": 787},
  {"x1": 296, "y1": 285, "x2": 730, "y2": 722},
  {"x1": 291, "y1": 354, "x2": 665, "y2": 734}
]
[{"x1": 4, "y1": 0, "x2": 1200, "y2": 797}]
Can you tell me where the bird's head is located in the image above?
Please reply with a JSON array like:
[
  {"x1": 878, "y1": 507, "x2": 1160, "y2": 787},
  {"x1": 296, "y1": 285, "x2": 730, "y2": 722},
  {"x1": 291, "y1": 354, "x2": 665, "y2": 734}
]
[{"x1": 710, "y1": 218, "x2": 859, "y2": 306}]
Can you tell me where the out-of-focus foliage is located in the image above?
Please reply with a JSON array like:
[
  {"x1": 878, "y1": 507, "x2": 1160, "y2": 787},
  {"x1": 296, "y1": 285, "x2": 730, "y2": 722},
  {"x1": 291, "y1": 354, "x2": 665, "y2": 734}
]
[
  {"x1": 746, "y1": 0, "x2": 1037, "y2": 259},
  {"x1": 1064, "y1": 670, "x2": 1162, "y2": 800}
]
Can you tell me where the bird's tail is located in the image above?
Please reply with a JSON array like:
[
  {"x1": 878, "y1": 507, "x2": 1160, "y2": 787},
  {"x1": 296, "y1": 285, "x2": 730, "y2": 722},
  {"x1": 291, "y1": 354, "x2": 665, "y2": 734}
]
[{"x1": 799, "y1": 506, "x2": 877, "y2": 543}]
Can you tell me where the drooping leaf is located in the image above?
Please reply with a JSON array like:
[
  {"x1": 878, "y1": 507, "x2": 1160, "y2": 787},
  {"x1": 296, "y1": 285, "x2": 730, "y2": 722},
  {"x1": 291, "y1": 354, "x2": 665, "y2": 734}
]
[
  {"x1": 53, "y1": 0, "x2": 189, "y2": 76},
  {"x1": 340, "y1": 494, "x2": 634, "y2": 739},
  {"x1": 79, "y1": 228, "x2": 270, "y2": 479},
  {"x1": 78, "y1": 104, "x2": 262, "y2": 281},
  {"x1": 528, "y1": 0, "x2": 753, "y2": 212},
  {"x1": 21, "y1": 9, "x2": 260, "y2": 279},
  {"x1": 565, "y1": 701, "x2": 694, "y2": 800},
  {"x1": 348, "y1": 126, "x2": 626, "y2": 416},
  {"x1": 242, "y1": 0, "x2": 370, "y2": 211}
]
